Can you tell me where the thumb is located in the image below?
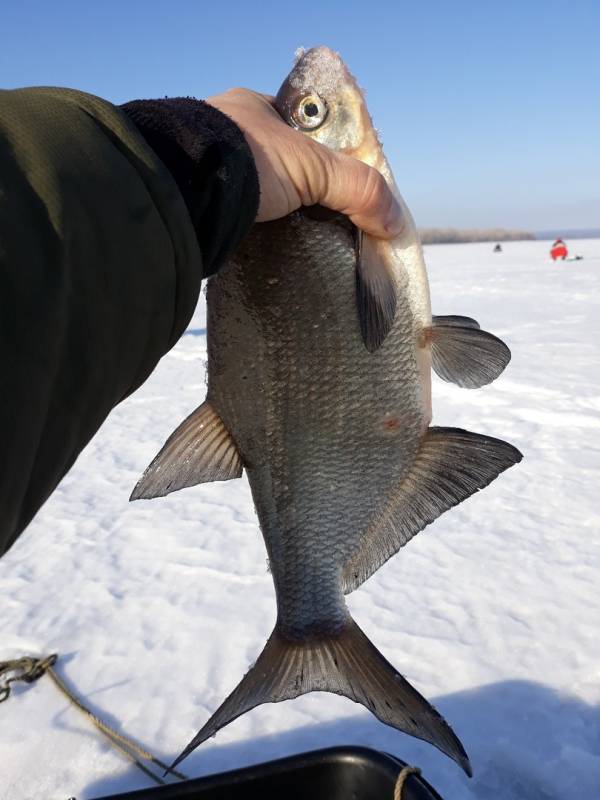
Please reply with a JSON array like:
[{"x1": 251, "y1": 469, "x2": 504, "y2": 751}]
[{"x1": 316, "y1": 148, "x2": 405, "y2": 239}]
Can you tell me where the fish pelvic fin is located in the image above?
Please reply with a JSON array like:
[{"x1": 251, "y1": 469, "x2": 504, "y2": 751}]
[
  {"x1": 426, "y1": 319, "x2": 511, "y2": 388},
  {"x1": 343, "y1": 427, "x2": 522, "y2": 593},
  {"x1": 130, "y1": 401, "x2": 242, "y2": 500},
  {"x1": 355, "y1": 230, "x2": 397, "y2": 352},
  {"x1": 168, "y1": 618, "x2": 472, "y2": 777}
]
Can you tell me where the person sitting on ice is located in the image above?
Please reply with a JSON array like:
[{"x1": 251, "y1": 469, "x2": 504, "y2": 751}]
[{"x1": 550, "y1": 238, "x2": 568, "y2": 260}]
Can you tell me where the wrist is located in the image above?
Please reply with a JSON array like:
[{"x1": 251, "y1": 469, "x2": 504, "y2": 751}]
[{"x1": 120, "y1": 96, "x2": 259, "y2": 275}]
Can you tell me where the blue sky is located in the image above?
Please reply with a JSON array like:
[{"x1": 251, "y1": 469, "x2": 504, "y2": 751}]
[{"x1": 2, "y1": 0, "x2": 598, "y2": 230}]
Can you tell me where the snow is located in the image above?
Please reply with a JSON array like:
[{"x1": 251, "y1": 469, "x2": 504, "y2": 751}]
[{"x1": 1, "y1": 239, "x2": 600, "y2": 800}]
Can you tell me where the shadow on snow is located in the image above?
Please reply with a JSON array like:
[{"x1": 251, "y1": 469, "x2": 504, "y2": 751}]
[{"x1": 80, "y1": 679, "x2": 600, "y2": 799}]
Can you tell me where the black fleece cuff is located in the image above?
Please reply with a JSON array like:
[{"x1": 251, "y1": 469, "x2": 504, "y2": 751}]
[{"x1": 120, "y1": 97, "x2": 260, "y2": 277}]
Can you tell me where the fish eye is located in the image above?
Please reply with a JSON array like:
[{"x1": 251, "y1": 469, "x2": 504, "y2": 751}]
[{"x1": 292, "y1": 94, "x2": 328, "y2": 130}]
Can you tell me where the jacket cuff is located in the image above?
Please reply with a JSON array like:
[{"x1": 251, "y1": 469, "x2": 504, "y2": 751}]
[{"x1": 120, "y1": 97, "x2": 260, "y2": 277}]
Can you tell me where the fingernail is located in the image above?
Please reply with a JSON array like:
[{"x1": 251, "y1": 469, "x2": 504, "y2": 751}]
[{"x1": 384, "y1": 198, "x2": 404, "y2": 237}]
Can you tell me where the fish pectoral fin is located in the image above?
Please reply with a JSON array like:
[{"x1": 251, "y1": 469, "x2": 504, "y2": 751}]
[
  {"x1": 355, "y1": 230, "x2": 397, "y2": 352},
  {"x1": 129, "y1": 401, "x2": 242, "y2": 500},
  {"x1": 427, "y1": 321, "x2": 511, "y2": 388},
  {"x1": 167, "y1": 618, "x2": 471, "y2": 777},
  {"x1": 432, "y1": 314, "x2": 480, "y2": 329},
  {"x1": 343, "y1": 427, "x2": 522, "y2": 593}
]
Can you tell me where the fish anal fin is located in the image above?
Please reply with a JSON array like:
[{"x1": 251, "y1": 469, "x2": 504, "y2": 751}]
[
  {"x1": 343, "y1": 427, "x2": 522, "y2": 592},
  {"x1": 427, "y1": 322, "x2": 511, "y2": 388},
  {"x1": 130, "y1": 401, "x2": 242, "y2": 501},
  {"x1": 168, "y1": 617, "x2": 471, "y2": 777},
  {"x1": 355, "y1": 230, "x2": 397, "y2": 352}
]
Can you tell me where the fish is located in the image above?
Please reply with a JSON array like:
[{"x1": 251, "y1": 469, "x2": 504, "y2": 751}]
[{"x1": 131, "y1": 46, "x2": 522, "y2": 776}]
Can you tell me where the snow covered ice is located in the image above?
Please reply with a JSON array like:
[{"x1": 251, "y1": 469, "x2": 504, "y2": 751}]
[{"x1": 1, "y1": 239, "x2": 600, "y2": 799}]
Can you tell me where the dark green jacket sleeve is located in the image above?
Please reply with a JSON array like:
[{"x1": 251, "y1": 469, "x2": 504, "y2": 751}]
[{"x1": 0, "y1": 87, "x2": 259, "y2": 555}]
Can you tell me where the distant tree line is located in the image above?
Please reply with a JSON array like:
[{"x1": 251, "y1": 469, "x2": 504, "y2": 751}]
[{"x1": 418, "y1": 228, "x2": 535, "y2": 244}]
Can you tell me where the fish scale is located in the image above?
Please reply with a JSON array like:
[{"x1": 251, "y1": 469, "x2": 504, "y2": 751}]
[{"x1": 207, "y1": 213, "x2": 423, "y2": 638}]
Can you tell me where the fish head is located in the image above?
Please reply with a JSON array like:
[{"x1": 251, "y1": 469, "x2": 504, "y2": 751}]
[{"x1": 275, "y1": 46, "x2": 381, "y2": 167}]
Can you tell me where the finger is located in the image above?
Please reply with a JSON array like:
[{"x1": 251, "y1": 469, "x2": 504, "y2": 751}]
[
  {"x1": 207, "y1": 89, "x2": 276, "y2": 115},
  {"x1": 319, "y1": 149, "x2": 404, "y2": 239}
]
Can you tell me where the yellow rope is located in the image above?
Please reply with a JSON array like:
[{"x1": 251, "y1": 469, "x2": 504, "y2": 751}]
[
  {"x1": 0, "y1": 654, "x2": 188, "y2": 786},
  {"x1": 393, "y1": 765, "x2": 422, "y2": 799}
]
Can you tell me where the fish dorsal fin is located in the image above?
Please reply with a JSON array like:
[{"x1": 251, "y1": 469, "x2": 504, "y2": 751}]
[
  {"x1": 130, "y1": 401, "x2": 242, "y2": 500},
  {"x1": 355, "y1": 230, "x2": 397, "y2": 352},
  {"x1": 343, "y1": 427, "x2": 522, "y2": 593},
  {"x1": 427, "y1": 320, "x2": 511, "y2": 388},
  {"x1": 432, "y1": 314, "x2": 480, "y2": 329}
]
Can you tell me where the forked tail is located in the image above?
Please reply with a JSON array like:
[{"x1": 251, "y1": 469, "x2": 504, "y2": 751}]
[{"x1": 169, "y1": 617, "x2": 472, "y2": 777}]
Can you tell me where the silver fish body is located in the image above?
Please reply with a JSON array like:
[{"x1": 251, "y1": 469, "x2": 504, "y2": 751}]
[
  {"x1": 132, "y1": 47, "x2": 521, "y2": 776},
  {"x1": 208, "y1": 212, "x2": 424, "y2": 634}
]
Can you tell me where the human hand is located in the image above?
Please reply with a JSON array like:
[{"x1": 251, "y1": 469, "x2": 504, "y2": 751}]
[{"x1": 206, "y1": 89, "x2": 403, "y2": 239}]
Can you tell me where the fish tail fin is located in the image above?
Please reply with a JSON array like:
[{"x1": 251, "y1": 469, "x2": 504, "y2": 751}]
[{"x1": 169, "y1": 618, "x2": 472, "y2": 777}]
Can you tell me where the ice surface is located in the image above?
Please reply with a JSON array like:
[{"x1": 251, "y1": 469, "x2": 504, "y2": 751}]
[{"x1": 1, "y1": 240, "x2": 600, "y2": 799}]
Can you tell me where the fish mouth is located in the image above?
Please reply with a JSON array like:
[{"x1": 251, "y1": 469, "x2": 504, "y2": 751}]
[{"x1": 273, "y1": 76, "x2": 299, "y2": 125}]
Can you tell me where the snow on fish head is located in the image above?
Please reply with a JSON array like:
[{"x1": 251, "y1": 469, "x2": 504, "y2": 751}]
[{"x1": 275, "y1": 46, "x2": 382, "y2": 168}]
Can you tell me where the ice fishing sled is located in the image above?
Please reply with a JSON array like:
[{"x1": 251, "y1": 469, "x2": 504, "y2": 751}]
[{"x1": 92, "y1": 746, "x2": 446, "y2": 800}]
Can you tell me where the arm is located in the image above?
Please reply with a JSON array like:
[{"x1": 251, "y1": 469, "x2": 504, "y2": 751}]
[{"x1": 0, "y1": 87, "x2": 258, "y2": 555}]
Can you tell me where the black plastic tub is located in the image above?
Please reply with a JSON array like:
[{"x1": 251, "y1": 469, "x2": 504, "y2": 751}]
[{"x1": 92, "y1": 746, "x2": 445, "y2": 800}]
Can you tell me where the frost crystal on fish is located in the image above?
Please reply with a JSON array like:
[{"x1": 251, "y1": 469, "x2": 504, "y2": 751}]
[{"x1": 289, "y1": 46, "x2": 347, "y2": 97}]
